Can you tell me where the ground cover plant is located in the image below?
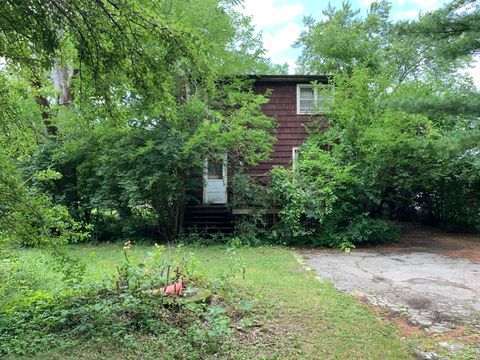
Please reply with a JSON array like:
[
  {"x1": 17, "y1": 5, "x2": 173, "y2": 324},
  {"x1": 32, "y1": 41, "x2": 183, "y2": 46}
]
[{"x1": 0, "y1": 243, "x2": 240, "y2": 359}]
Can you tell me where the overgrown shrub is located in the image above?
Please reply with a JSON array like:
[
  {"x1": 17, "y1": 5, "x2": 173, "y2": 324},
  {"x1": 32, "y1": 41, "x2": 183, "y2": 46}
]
[
  {"x1": 23, "y1": 78, "x2": 276, "y2": 243},
  {"x1": 317, "y1": 216, "x2": 400, "y2": 248},
  {"x1": 266, "y1": 143, "x2": 399, "y2": 248},
  {"x1": 0, "y1": 287, "x2": 233, "y2": 357},
  {"x1": 265, "y1": 67, "x2": 480, "y2": 247},
  {"x1": 230, "y1": 173, "x2": 272, "y2": 245},
  {"x1": 0, "y1": 251, "x2": 51, "y2": 309}
]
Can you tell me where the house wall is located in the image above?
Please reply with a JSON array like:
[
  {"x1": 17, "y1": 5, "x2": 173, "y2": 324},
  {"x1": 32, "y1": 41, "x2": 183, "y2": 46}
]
[{"x1": 246, "y1": 81, "x2": 328, "y2": 176}]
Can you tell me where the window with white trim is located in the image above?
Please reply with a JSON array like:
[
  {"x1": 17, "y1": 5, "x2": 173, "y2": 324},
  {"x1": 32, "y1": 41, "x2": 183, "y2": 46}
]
[{"x1": 296, "y1": 84, "x2": 333, "y2": 115}]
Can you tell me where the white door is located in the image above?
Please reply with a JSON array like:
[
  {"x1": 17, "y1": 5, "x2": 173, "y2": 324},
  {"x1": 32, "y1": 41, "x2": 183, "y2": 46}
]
[{"x1": 203, "y1": 156, "x2": 227, "y2": 204}]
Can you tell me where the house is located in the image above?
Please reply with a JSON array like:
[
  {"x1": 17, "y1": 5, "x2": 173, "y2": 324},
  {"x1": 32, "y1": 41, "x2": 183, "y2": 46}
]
[{"x1": 184, "y1": 74, "x2": 331, "y2": 232}]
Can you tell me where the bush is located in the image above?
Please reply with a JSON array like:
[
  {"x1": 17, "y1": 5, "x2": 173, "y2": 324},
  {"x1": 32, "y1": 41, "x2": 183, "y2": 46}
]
[
  {"x1": 343, "y1": 217, "x2": 400, "y2": 244},
  {"x1": 0, "y1": 251, "x2": 52, "y2": 309},
  {"x1": 317, "y1": 216, "x2": 400, "y2": 249},
  {"x1": 265, "y1": 139, "x2": 401, "y2": 249},
  {"x1": 0, "y1": 287, "x2": 234, "y2": 357},
  {"x1": 266, "y1": 67, "x2": 480, "y2": 245}
]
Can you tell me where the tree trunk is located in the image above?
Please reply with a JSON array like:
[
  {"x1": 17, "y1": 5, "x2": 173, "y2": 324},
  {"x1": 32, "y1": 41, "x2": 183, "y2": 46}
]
[
  {"x1": 51, "y1": 64, "x2": 76, "y2": 108},
  {"x1": 31, "y1": 73, "x2": 57, "y2": 136}
]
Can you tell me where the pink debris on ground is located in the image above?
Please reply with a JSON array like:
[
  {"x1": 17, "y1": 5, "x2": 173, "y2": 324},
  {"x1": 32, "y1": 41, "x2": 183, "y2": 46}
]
[{"x1": 160, "y1": 282, "x2": 184, "y2": 296}]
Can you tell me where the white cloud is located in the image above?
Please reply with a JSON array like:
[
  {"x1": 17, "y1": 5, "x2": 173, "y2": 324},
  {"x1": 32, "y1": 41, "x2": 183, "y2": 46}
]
[
  {"x1": 237, "y1": 0, "x2": 303, "y2": 28},
  {"x1": 263, "y1": 23, "x2": 302, "y2": 58},
  {"x1": 236, "y1": 1, "x2": 304, "y2": 72}
]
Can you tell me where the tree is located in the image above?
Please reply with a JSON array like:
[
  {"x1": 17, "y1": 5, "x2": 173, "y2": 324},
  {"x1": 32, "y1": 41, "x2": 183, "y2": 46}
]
[
  {"x1": 295, "y1": 1, "x2": 391, "y2": 76},
  {"x1": 399, "y1": 0, "x2": 480, "y2": 61},
  {"x1": 296, "y1": 0, "x2": 479, "y2": 85},
  {"x1": 1, "y1": 0, "x2": 279, "y2": 242},
  {"x1": 288, "y1": 0, "x2": 480, "y2": 242}
]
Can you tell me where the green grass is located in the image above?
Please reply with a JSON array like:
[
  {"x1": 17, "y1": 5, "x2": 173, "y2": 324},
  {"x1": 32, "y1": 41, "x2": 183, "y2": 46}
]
[{"x1": 7, "y1": 243, "x2": 413, "y2": 359}]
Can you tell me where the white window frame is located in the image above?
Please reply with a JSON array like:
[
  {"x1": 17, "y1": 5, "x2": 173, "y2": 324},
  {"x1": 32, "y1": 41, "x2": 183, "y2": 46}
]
[
  {"x1": 292, "y1": 147, "x2": 299, "y2": 163},
  {"x1": 296, "y1": 83, "x2": 333, "y2": 115}
]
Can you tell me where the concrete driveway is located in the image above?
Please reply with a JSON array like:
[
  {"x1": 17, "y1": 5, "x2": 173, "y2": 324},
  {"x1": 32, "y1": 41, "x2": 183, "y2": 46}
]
[{"x1": 301, "y1": 225, "x2": 480, "y2": 333}]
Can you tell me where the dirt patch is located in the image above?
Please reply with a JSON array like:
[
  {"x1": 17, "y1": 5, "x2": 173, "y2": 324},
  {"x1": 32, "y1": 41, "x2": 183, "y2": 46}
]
[
  {"x1": 443, "y1": 249, "x2": 480, "y2": 263},
  {"x1": 377, "y1": 223, "x2": 480, "y2": 262},
  {"x1": 362, "y1": 298, "x2": 423, "y2": 337}
]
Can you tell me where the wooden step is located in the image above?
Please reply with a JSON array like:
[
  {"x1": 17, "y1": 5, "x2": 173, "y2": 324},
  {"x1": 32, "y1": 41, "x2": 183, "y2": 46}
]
[{"x1": 183, "y1": 205, "x2": 234, "y2": 234}]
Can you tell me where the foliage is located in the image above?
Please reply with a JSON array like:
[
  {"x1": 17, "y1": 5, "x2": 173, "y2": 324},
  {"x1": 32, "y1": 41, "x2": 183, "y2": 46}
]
[
  {"x1": 398, "y1": 0, "x2": 480, "y2": 62},
  {"x1": 0, "y1": 250, "x2": 50, "y2": 309},
  {"x1": 0, "y1": 72, "x2": 88, "y2": 248},
  {"x1": 293, "y1": 1, "x2": 480, "y2": 240},
  {"x1": 268, "y1": 62, "x2": 479, "y2": 245},
  {"x1": 24, "y1": 78, "x2": 275, "y2": 242},
  {"x1": 405, "y1": 132, "x2": 480, "y2": 231},
  {"x1": 385, "y1": 74, "x2": 480, "y2": 128},
  {"x1": 268, "y1": 138, "x2": 398, "y2": 247},
  {"x1": 0, "y1": 155, "x2": 89, "y2": 247},
  {"x1": 296, "y1": 0, "x2": 476, "y2": 83},
  {"x1": 296, "y1": 1, "x2": 392, "y2": 76},
  {"x1": 0, "y1": 0, "x2": 279, "y2": 245}
]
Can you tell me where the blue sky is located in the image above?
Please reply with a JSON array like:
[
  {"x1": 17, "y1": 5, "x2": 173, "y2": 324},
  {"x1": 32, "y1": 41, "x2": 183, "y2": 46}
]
[{"x1": 236, "y1": 0, "x2": 479, "y2": 86}]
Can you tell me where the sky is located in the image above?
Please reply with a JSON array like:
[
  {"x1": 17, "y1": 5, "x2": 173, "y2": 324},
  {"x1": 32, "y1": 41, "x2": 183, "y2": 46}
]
[{"x1": 236, "y1": 0, "x2": 480, "y2": 87}]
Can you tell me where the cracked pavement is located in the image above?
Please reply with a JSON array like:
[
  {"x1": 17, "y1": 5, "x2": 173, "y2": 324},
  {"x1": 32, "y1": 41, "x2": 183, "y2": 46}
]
[{"x1": 301, "y1": 225, "x2": 480, "y2": 333}]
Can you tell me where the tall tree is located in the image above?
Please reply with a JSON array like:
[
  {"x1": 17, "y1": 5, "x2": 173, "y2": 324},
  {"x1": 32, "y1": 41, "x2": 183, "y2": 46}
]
[
  {"x1": 289, "y1": 0, "x2": 480, "y2": 239},
  {"x1": 1, "y1": 0, "x2": 279, "y2": 242},
  {"x1": 295, "y1": 1, "x2": 391, "y2": 76},
  {"x1": 399, "y1": 0, "x2": 480, "y2": 61}
]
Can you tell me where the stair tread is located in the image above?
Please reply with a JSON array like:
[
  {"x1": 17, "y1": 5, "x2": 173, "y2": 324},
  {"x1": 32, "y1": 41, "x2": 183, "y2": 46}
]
[{"x1": 184, "y1": 205, "x2": 234, "y2": 233}]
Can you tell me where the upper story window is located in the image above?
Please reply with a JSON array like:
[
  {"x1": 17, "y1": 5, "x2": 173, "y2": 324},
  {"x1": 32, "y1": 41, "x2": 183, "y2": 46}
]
[{"x1": 296, "y1": 84, "x2": 333, "y2": 115}]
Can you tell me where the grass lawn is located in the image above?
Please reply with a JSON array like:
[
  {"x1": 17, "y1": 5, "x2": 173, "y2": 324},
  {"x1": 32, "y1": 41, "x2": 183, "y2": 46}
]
[{"x1": 8, "y1": 243, "x2": 413, "y2": 359}]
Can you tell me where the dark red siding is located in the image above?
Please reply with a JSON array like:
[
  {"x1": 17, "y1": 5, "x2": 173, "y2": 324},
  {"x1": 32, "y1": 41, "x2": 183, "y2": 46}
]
[{"x1": 247, "y1": 81, "x2": 327, "y2": 176}]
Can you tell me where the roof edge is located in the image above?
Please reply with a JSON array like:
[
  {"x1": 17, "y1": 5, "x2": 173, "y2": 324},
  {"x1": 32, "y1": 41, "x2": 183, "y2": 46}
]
[{"x1": 247, "y1": 74, "x2": 331, "y2": 83}]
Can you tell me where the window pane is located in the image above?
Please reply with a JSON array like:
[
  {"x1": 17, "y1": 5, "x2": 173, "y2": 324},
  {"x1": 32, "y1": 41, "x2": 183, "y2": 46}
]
[
  {"x1": 299, "y1": 87, "x2": 314, "y2": 100},
  {"x1": 208, "y1": 160, "x2": 223, "y2": 179},
  {"x1": 300, "y1": 99, "x2": 313, "y2": 113}
]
